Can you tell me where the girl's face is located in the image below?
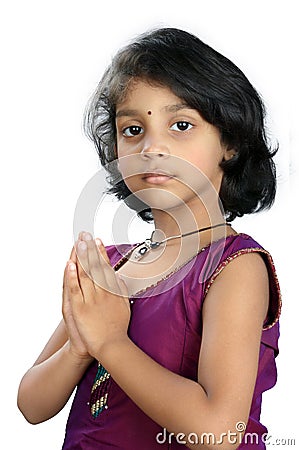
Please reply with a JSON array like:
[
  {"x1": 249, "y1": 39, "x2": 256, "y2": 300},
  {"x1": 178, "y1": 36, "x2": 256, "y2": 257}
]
[{"x1": 115, "y1": 79, "x2": 233, "y2": 212}]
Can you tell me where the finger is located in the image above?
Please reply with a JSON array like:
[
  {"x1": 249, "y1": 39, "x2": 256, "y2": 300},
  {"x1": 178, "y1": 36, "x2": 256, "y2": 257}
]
[
  {"x1": 65, "y1": 260, "x2": 84, "y2": 304},
  {"x1": 96, "y1": 239, "x2": 121, "y2": 294},
  {"x1": 71, "y1": 231, "x2": 86, "y2": 264},
  {"x1": 76, "y1": 239, "x2": 90, "y2": 276},
  {"x1": 82, "y1": 233, "x2": 106, "y2": 288},
  {"x1": 81, "y1": 232, "x2": 119, "y2": 294},
  {"x1": 63, "y1": 246, "x2": 78, "y2": 301},
  {"x1": 69, "y1": 245, "x2": 77, "y2": 264},
  {"x1": 77, "y1": 231, "x2": 85, "y2": 240},
  {"x1": 95, "y1": 238, "x2": 110, "y2": 265},
  {"x1": 62, "y1": 260, "x2": 70, "y2": 300},
  {"x1": 83, "y1": 233, "x2": 105, "y2": 284},
  {"x1": 62, "y1": 261, "x2": 74, "y2": 320},
  {"x1": 76, "y1": 239, "x2": 96, "y2": 298},
  {"x1": 96, "y1": 238, "x2": 117, "y2": 282}
]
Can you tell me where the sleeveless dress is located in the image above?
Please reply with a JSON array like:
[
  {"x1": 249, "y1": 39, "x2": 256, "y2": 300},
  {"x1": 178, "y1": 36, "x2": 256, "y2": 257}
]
[{"x1": 62, "y1": 233, "x2": 281, "y2": 449}]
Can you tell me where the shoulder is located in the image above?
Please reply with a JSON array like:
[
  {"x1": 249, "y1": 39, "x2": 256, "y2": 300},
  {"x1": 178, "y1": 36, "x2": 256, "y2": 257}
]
[
  {"x1": 213, "y1": 248, "x2": 269, "y2": 283},
  {"x1": 203, "y1": 232, "x2": 281, "y2": 330},
  {"x1": 209, "y1": 236, "x2": 269, "y2": 290},
  {"x1": 203, "y1": 250, "x2": 269, "y2": 328}
]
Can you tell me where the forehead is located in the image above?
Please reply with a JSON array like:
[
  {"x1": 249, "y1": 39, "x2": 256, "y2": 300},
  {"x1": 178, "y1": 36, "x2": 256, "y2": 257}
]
[
  {"x1": 118, "y1": 79, "x2": 181, "y2": 105},
  {"x1": 115, "y1": 79, "x2": 192, "y2": 116}
]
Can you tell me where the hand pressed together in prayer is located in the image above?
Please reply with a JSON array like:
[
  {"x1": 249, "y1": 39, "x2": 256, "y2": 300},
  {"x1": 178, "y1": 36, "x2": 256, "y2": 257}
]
[{"x1": 62, "y1": 231, "x2": 130, "y2": 361}]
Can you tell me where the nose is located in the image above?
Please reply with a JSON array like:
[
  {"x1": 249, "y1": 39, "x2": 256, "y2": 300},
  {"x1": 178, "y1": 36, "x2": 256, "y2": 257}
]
[{"x1": 140, "y1": 140, "x2": 170, "y2": 160}]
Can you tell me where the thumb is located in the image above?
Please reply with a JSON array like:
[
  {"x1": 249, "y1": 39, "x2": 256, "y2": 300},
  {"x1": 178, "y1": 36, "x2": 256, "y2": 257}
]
[
  {"x1": 95, "y1": 238, "x2": 111, "y2": 266},
  {"x1": 69, "y1": 245, "x2": 77, "y2": 264}
]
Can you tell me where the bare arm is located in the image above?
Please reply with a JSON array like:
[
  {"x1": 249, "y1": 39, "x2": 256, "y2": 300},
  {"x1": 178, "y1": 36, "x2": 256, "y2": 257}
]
[
  {"x1": 17, "y1": 333, "x2": 92, "y2": 424},
  {"x1": 33, "y1": 319, "x2": 67, "y2": 366}
]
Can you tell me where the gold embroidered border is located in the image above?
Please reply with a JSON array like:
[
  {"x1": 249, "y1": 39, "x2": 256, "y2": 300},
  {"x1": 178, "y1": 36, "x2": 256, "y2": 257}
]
[{"x1": 203, "y1": 247, "x2": 282, "y2": 330}]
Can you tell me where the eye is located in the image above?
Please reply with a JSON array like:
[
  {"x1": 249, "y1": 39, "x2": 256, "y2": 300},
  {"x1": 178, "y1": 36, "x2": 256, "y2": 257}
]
[
  {"x1": 122, "y1": 126, "x2": 144, "y2": 137},
  {"x1": 170, "y1": 121, "x2": 193, "y2": 132}
]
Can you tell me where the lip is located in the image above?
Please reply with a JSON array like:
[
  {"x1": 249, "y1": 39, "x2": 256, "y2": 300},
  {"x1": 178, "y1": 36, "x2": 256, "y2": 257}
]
[{"x1": 142, "y1": 171, "x2": 174, "y2": 185}]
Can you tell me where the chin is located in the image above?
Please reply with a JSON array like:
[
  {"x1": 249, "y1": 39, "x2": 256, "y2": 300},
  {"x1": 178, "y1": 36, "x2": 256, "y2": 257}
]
[
  {"x1": 124, "y1": 174, "x2": 220, "y2": 214},
  {"x1": 132, "y1": 187, "x2": 182, "y2": 210}
]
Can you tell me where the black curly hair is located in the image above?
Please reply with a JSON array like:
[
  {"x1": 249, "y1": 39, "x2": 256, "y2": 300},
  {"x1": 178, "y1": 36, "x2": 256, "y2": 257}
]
[{"x1": 84, "y1": 27, "x2": 277, "y2": 222}]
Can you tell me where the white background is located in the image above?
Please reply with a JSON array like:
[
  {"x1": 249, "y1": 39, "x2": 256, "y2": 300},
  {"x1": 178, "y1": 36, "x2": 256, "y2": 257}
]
[{"x1": 1, "y1": 0, "x2": 298, "y2": 448}]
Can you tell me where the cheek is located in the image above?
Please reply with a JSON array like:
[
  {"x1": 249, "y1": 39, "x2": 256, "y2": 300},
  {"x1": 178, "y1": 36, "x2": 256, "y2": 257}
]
[
  {"x1": 188, "y1": 155, "x2": 222, "y2": 177},
  {"x1": 174, "y1": 145, "x2": 224, "y2": 196},
  {"x1": 121, "y1": 175, "x2": 141, "y2": 194},
  {"x1": 187, "y1": 139, "x2": 224, "y2": 174},
  {"x1": 116, "y1": 136, "x2": 141, "y2": 157},
  {"x1": 117, "y1": 155, "x2": 144, "y2": 184}
]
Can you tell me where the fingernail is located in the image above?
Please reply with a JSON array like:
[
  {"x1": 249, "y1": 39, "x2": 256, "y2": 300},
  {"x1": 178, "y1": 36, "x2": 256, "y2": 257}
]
[
  {"x1": 78, "y1": 241, "x2": 87, "y2": 252},
  {"x1": 68, "y1": 262, "x2": 76, "y2": 271},
  {"x1": 96, "y1": 238, "x2": 102, "y2": 247},
  {"x1": 83, "y1": 232, "x2": 92, "y2": 241}
]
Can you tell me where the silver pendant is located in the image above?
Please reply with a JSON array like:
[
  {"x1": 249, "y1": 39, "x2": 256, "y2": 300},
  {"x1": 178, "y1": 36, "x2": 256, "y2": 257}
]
[{"x1": 133, "y1": 239, "x2": 161, "y2": 261}]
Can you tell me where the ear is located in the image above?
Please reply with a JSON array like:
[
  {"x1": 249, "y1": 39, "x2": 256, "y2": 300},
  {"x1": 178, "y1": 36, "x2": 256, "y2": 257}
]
[{"x1": 223, "y1": 147, "x2": 237, "y2": 161}]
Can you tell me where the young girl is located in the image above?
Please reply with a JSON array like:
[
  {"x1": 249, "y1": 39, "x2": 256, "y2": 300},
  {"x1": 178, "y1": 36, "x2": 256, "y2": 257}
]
[{"x1": 18, "y1": 28, "x2": 281, "y2": 449}]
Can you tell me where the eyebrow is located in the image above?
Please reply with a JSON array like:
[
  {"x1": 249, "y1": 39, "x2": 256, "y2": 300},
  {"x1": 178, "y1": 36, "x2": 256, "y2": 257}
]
[
  {"x1": 115, "y1": 103, "x2": 195, "y2": 118},
  {"x1": 163, "y1": 103, "x2": 194, "y2": 113},
  {"x1": 115, "y1": 109, "x2": 140, "y2": 118}
]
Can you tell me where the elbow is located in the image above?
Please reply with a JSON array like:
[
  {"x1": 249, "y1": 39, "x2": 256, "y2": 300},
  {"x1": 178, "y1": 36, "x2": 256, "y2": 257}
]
[
  {"x1": 17, "y1": 399, "x2": 39, "y2": 425},
  {"x1": 18, "y1": 411, "x2": 41, "y2": 426},
  {"x1": 17, "y1": 380, "x2": 61, "y2": 425},
  {"x1": 17, "y1": 392, "x2": 38, "y2": 425},
  {"x1": 17, "y1": 396, "x2": 47, "y2": 425},
  {"x1": 17, "y1": 378, "x2": 44, "y2": 425}
]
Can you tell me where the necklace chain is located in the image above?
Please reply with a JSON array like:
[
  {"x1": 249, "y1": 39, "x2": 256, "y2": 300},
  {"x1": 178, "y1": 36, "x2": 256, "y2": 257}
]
[{"x1": 134, "y1": 222, "x2": 229, "y2": 260}]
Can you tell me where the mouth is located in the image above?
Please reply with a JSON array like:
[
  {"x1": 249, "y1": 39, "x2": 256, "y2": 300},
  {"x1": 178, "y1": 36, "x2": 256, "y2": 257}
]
[{"x1": 142, "y1": 171, "x2": 174, "y2": 185}]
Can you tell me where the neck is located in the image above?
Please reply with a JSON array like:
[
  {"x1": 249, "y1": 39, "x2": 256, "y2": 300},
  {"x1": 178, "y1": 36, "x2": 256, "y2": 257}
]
[
  {"x1": 151, "y1": 197, "x2": 225, "y2": 241},
  {"x1": 129, "y1": 197, "x2": 231, "y2": 264}
]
